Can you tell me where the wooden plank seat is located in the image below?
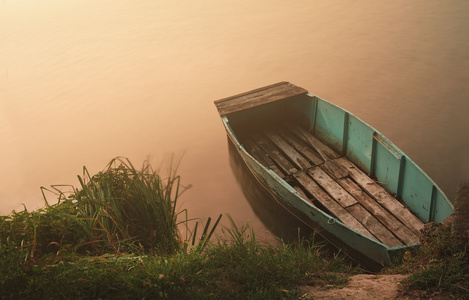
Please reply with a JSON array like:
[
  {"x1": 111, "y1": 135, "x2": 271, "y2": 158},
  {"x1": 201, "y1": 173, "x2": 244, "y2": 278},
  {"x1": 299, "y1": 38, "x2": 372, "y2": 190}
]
[
  {"x1": 214, "y1": 82, "x2": 308, "y2": 115},
  {"x1": 242, "y1": 123, "x2": 424, "y2": 248}
]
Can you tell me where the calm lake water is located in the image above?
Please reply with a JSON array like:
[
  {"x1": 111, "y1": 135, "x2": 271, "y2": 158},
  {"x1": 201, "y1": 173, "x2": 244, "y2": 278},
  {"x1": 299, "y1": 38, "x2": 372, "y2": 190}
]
[{"x1": 1, "y1": 0, "x2": 468, "y2": 235}]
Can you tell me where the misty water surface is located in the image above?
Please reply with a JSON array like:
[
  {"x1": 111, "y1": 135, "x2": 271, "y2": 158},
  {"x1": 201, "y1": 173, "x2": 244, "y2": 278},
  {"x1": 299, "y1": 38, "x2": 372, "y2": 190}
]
[{"x1": 1, "y1": 0, "x2": 468, "y2": 234}]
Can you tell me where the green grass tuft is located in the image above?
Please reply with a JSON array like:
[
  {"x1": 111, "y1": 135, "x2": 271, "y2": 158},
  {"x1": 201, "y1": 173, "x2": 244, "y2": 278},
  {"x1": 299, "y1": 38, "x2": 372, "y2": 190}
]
[
  {"x1": 387, "y1": 223, "x2": 469, "y2": 299},
  {"x1": 70, "y1": 157, "x2": 188, "y2": 255}
]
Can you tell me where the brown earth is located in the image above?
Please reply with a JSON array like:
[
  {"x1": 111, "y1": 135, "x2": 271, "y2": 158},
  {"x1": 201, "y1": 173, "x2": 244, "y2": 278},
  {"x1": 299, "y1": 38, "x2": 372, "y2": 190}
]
[{"x1": 298, "y1": 274, "x2": 409, "y2": 300}]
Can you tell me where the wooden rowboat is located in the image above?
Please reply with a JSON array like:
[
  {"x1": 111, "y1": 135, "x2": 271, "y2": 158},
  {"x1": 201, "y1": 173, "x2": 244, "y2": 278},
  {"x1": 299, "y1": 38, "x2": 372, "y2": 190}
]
[{"x1": 214, "y1": 82, "x2": 454, "y2": 268}]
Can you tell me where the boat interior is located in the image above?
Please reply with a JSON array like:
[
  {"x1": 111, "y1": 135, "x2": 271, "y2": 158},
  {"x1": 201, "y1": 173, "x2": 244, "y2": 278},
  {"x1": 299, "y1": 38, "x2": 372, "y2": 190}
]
[{"x1": 236, "y1": 121, "x2": 424, "y2": 248}]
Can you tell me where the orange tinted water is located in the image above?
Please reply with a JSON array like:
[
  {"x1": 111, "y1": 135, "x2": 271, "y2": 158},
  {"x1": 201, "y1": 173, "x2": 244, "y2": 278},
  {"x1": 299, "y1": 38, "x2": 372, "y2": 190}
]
[{"x1": 1, "y1": 0, "x2": 468, "y2": 234}]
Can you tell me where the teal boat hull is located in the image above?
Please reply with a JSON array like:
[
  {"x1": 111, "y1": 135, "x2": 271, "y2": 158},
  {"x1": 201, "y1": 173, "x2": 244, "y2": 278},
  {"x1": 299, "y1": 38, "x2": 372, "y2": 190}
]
[{"x1": 215, "y1": 82, "x2": 454, "y2": 268}]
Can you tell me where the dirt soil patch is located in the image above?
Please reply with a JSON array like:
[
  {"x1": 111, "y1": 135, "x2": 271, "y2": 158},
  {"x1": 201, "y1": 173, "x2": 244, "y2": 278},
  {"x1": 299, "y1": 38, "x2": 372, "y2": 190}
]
[{"x1": 299, "y1": 274, "x2": 409, "y2": 299}]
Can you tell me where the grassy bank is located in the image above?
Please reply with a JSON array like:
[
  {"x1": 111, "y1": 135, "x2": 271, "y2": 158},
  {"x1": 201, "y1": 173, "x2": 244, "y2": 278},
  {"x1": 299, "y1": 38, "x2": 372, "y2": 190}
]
[
  {"x1": 1, "y1": 157, "x2": 467, "y2": 299},
  {"x1": 0, "y1": 222, "x2": 353, "y2": 299},
  {"x1": 0, "y1": 158, "x2": 353, "y2": 299}
]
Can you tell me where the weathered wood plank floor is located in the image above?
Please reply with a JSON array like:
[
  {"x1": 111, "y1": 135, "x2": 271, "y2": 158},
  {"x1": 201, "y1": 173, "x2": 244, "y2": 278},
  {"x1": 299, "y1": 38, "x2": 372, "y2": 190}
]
[{"x1": 242, "y1": 123, "x2": 423, "y2": 248}]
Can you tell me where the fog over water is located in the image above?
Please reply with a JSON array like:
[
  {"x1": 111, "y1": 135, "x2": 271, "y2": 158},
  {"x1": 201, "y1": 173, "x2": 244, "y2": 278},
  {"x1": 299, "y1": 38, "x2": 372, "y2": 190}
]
[{"x1": 1, "y1": 0, "x2": 468, "y2": 235}]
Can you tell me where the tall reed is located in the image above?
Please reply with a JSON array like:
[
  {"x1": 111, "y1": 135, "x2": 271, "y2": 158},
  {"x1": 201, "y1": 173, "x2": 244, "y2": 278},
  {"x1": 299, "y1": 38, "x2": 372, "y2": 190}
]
[{"x1": 72, "y1": 157, "x2": 188, "y2": 255}]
